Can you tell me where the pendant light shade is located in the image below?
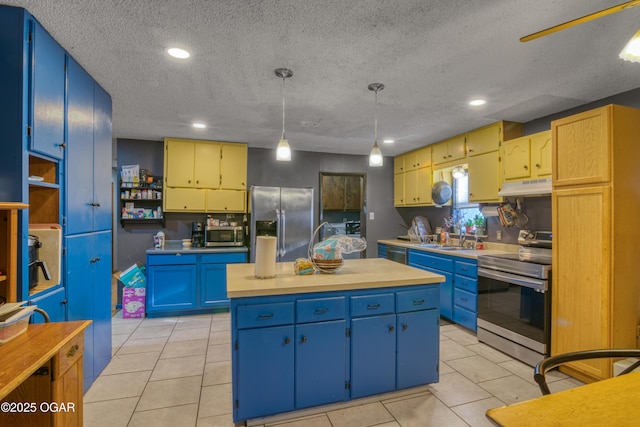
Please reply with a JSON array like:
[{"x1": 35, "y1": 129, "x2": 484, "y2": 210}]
[
  {"x1": 275, "y1": 68, "x2": 293, "y2": 161},
  {"x1": 368, "y1": 83, "x2": 385, "y2": 167},
  {"x1": 620, "y1": 29, "x2": 640, "y2": 62}
]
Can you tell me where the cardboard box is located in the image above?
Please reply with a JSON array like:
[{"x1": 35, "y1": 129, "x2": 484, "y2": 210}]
[
  {"x1": 117, "y1": 263, "x2": 146, "y2": 318},
  {"x1": 122, "y1": 287, "x2": 146, "y2": 319}
]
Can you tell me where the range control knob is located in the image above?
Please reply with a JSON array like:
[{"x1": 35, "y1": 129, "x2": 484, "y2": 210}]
[{"x1": 527, "y1": 232, "x2": 535, "y2": 239}]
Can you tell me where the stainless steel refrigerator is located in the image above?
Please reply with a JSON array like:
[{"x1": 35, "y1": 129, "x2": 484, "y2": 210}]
[{"x1": 249, "y1": 186, "x2": 314, "y2": 263}]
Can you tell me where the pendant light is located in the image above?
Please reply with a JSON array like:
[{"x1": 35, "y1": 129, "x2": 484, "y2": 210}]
[
  {"x1": 368, "y1": 83, "x2": 384, "y2": 167},
  {"x1": 275, "y1": 68, "x2": 293, "y2": 161}
]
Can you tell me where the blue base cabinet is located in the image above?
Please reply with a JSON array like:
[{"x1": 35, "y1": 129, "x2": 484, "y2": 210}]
[
  {"x1": 147, "y1": 251, "x2": 247, "y2": 317},
  {"x1": 409, "y1": 249, "x2": 478, "y2": 331},
  {"x1": 231, "y1": 284, "x2": 439, "y2": 423}
]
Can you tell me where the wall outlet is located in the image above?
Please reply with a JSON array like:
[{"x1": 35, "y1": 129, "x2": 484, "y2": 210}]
[
  {"x1": 496, "y1": 230, "x2": 502, "y2": 241},
  {"x1": 369, "y1": 212, "x2": 375, "y2": 220}
]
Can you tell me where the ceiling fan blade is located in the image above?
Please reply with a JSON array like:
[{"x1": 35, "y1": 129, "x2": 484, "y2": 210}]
[{"x1": 520, "y1": 0, "x2": 640, "y2": 42}]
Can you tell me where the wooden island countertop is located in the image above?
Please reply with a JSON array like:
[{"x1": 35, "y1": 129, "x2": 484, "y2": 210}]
[{"x1": 226, "y1": 257, "x2": 444, "y2": 298}]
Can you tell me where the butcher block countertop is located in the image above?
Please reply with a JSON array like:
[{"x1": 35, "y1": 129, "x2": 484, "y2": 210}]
[{"x1": 226, "y1": 258, "x2": 445, "y2": 298}]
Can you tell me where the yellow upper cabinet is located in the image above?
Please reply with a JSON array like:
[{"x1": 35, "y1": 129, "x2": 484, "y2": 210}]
[
  {"x1": 468, "y1": 151, "x2": 501, "y2": 202},
  {"x1": 165, "y1": 138, "x2": 221, "y2": 188},
  {"x1": 466, "y1": 121, "x2": 522, "y2": 157},
  {"x1": 394, "y1": 156, "x2": 405, "y2": 175},
  {"x1": 552, "y1": 107, "x2": 612, "y2": 187},
  {"x1": 432, "y1": 134, "x2": 466, "y2": 165},
  {"x1": 502, "y1": 130, "x2": 552, "y2": 182},
  {"x1": 220, "y1": 143, "x2": 248, "y2": 190},
  {"x1": 404, "y1": 167, "x2": 432, "y2": 206},
  {"x1": 394, "y1": 173, "x2": 405, "y2": 207},
  {"x1": 404, "y1": 146, "x2": 432, "y2": 171},
  {"x1": 205, "y1": 189, "x2": 246, "y2": 212}
]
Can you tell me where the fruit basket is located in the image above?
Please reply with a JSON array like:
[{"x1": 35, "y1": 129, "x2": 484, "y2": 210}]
[{"x1": 308, "y1": 222, "x2": 344, "y2": 274}]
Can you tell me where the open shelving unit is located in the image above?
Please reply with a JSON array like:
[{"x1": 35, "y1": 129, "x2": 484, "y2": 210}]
[
  {"x1": 0, "y1": 202, "x2": 28, "y2": 304},
  {"x1": 119, "y1": 177, "x2": 164, "y2": 227}
]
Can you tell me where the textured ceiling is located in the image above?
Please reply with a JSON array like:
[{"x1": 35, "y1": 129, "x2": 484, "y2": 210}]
[{"x1": 4, "y1": 0, "x2": 640, "y2": 157}]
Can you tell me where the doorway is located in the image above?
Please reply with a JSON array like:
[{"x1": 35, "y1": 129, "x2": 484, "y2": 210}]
[{"x1": 319, "y1": 173, "x2": 366, "y2": 259}]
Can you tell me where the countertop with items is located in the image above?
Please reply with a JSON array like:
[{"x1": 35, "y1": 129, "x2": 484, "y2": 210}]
[
  {"x1": 146, "y1": 241, "x2": 248, "y2": 255},
  {"x1": 226, "y1": 257, "x2": 445, "y2": 298},
  {"x1": 378, "y1": 239, "x2": 518, "y2": 259}
]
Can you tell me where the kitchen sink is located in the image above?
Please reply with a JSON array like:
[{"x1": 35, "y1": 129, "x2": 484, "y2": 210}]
[
  {"x1": 437, "y1": 246, "x2": 471, "y2": 251},
  {"x1": 416, "y1": 243, "x2": 440, "y2": 248}
]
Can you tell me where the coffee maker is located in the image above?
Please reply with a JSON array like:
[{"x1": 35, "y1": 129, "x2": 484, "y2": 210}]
[{"x1": 191, "y1": 222, "x2": 205, "y2": 247}]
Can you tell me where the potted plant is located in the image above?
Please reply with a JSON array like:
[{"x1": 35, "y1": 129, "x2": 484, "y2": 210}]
[
  {"x1": 473, "y1": 214, "x2": 486, "y2": 236},
  {"x1": 464, "y1": 218, "x2": 474, "y2": 234}
]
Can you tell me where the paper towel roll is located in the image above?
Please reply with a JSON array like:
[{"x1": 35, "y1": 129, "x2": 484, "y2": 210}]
[{"x1": 254, "y1": 236, "x2": 277, "y2": 278}]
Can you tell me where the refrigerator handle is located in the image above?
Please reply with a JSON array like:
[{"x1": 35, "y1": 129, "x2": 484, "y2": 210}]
[
  {"x1": 276, "y1": 208, "x2": 283, "y2": 258},
  {"x1": 281, "y1": 208, "x2": 286, "y2": 258}
]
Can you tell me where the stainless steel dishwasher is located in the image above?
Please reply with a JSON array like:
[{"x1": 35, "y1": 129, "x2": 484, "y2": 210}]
[{"x1": 386, "y1": 245, "x2": 407, "y2": 264}]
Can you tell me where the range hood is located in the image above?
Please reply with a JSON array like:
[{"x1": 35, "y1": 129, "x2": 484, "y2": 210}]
[{"x1": 498, "y1": 178, "x2": 552, "y2": 197}]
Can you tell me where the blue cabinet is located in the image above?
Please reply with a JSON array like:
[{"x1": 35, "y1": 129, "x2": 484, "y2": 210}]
[
  {"x1": 29, "y1": 286, "x2": 66, "y2": 323},
  {"x1": 231, "y1": 284, "x2": 439, "y2": 422},
  {"x1": 31, "y1": 19, "x2": 65, "y2": 160},
  {"x1": 378, "y1": 243, "x2": 387, "y2": 258},
  {"x1": 147, "y1": 251, "x2": 247, "y2": 317},
  {"x1": 408, "y1": 249, "x2": 478, "y2": 331},
  {"x1": 66, "y1": 57, "x2": 112, "y2": 234},
  {"x1": 409, "y1": 250, "x2": 454, "y2": 319},
  {"x1": 66, "y1": 231, "x2": 112, "y2": 392}
]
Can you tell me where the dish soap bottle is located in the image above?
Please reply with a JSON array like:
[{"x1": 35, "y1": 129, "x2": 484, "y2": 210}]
[{"x1": 154, "y1": 230, "x2": 165, "y2": 248}]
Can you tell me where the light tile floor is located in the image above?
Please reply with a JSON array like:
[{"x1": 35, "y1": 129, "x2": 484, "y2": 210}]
[{"x1": 84, "y1": 312, "x2": 584, "y2": 427}]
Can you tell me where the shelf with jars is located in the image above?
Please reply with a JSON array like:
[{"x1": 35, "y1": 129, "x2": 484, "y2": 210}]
[{"x1": 119, "y1": 176, "x2": 164, "y2": 226}]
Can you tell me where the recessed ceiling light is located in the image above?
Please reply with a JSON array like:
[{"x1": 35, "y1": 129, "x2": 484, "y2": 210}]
[
  {"x1": 167, "y1": 47, "x2": 190, "y2": 59},
  {"x1": 192, "y1": 122, "x2": 206, "y2": 129},
  {"x1": 383, "y1": 139, "x2": 395, "y2": 144},
  {"x1": 469, "y1": 99, "x2": 486, "y2": 106}
]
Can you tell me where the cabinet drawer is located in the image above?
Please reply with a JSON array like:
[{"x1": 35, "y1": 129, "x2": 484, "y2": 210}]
[
  {"x1": 453, "y1": 288, "x2": 477, "y2": 312},
  {"x1": 453, "y1": 305, "x2": 477, "y2": 331},
  {"x1": 296, "y1": 297, "x2": 345, "y2": 323},
  {"x1": 350, "y1": 293, "x2": 394, "y2": 317},
  {"x1": 455, "y1": 261, "x2": 477, "y2": 277},
  {"x1": 147, "y1": 254, "x2": 197, "y2": 265},
  {"x1": 455, "y1": 275, "x2": 478, "y2": 293},
  {"x1": 408, "y1": 251, "x2": 453, "y2": 272},
  {"x1": 396, "y1": 287, "x2": 439, "y2": 313},
  {"x1": 53, "y1": 333, "x2": 84, "y2": 379},
  {"x1": 201, "y1": 252, "x2": 247, "y2": 264},
  {"x1": 237, "y1": 302, "x2": 294, "y2": 329}
]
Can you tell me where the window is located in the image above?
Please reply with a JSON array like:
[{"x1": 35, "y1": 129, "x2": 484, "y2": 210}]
[{"x1": 452, "y1": 168, "x2": 481, "y2": 233}]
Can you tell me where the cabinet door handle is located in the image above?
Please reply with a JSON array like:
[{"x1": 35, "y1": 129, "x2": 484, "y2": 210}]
[
  {"x1": 67, "y1": 344, "x2": 79, "y2": 358},
  {"x1": 402, "y1": 323, "x2": 408, "y2": 331},
  {"x1": 412, "y1": 299, "x2": 425, "y2": 306},
  {"x1": 535, "y1": 163, "x2": 541, "y2": 168},
  {"x1": 300, "y1": 336, "x2": 307, "y2": 343},
  {"x1": 468, "y1": 148, "x2": 474, "y2": 153},
  {"x1": 367, "y1": 303, "x2": 381, "y2": 310},
  {"x1": 314, "y1": 308, "x2": 329, "y2": 314},
  {"x1": 388, "y1": 325, "x2": 395, "y2": 332},
  {"x1": 523, "y1": 165, "x2": 528, "y2": 170},
  {"x1": 57, "y1": 142, "x2": 67, "y2": 149},
  {"x1": 460, "y1": 297, "x2": 468, "y2": 302},
  {"x1": 258, "y1": 313, "x2": 274, "y2": 319},
  {"x1": 284, "y1": 337, "x2": 290, "y2": 345}
]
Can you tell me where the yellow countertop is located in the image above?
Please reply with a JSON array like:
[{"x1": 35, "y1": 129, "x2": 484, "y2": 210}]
[
  {"x1": 378, "y1": 239, "x2": 518, "y2": 259},
  {"x1": 227, "y1": 258, "x2": 445, "y2": 298}
]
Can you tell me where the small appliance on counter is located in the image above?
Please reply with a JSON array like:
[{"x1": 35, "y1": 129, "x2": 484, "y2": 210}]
[
  {"x1": 205, "y1": 225, "x2": 245, "y2": 247},
  {"x1": 28, "y1": 235, "x2": 51, "y2": 290},
  {"x1": 192, "y1": 222, "x2": 205, "y2": 248}
]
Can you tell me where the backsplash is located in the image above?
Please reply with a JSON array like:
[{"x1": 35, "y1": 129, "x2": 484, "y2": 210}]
[{"x1": 396, "y1": 196, "x2": 551, "y2": 245}]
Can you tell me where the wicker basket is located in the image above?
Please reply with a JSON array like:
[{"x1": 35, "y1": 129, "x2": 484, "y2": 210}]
[{"x1": 308, "y1": 222, "x2": 344, "y2": 274}]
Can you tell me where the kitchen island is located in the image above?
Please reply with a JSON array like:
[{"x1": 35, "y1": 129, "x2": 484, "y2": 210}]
[{"x1": 227, "y1": 258, "x2": 445, "y2": 423}]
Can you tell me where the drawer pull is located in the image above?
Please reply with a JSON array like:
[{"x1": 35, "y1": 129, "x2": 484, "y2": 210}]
[
  {"x1": 300, "y1": 336, "x2": 307, "y2": 343},
  {"x1": 314, "y1": 308, "x2": 329, "y2": 314},
  {"x1": 402, "y1": 323, "x2": 408, "y2": 331},
  {"x1": 258, "y1": 313, "x2": 274, "y2": 319},
  {"x1": 388, "y1": 325, "x2": 395, "y2": 332},
  {"x1": 412, "y1": 299, "x2": 425, "y2": 306},
  {"x1": 67, "y1": 344, "x2": 79, "y2": 358},
  {"x1": 284, "y1": 337, "x2": 290, "y2": 345},
  {"x1": 367, "y1": 304, "x2": 381, "y2": 310}
]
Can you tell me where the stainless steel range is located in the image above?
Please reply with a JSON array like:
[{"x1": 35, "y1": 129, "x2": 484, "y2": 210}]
[{"x1": 477, "y1": 230, "x2": 552, "y2": 366}]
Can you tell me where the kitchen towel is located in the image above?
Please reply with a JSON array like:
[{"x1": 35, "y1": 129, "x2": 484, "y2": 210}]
[{"x1": 254, "y1": 236, "x2": 277, "y2": 278}]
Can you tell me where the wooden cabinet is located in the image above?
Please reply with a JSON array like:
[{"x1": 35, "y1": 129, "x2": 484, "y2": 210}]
[
  {"x1": 0, "y1": 203, "x2": 27, "y2": 304},
  {"x1": 551, "y1": 104, "x2": 640, "y2": 383},
  {"x1": 432, "y1": 134, "x2": 466, "y2": 165},
  {"x1": 404, "y1": 167, "x2": 432, "y2": 205},
  {"x1": 394, "y1": 156, "x2": 405, "y2": 175},
  {"x1": 321, "y1": 175, "x2": 362, "y2": 211},
  {"x1": 503, "y1": 130, "x2": 552, "y2": 181},
  {"x1": 164, "y1": 138, "x2": 247, "y2": 212},
  {"x1": 467, "y1": 151, "x2": 501, "y2": 202},
  {"x1": 0, "y1": 322, "x2": 90, "y2": 427},
  {"x1": 403, "y1": 147, "x2": 432, "y2": 171},
  {"x1": 466, "y1": 121, "x2": 522, "y2": 157}
]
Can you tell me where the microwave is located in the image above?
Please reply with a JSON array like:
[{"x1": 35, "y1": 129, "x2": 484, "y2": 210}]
[{"x1": 206, "y1": 226, "x2": 245, "y2": 247}]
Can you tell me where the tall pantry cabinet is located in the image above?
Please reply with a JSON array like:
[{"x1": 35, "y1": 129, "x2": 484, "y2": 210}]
[
  {"x1": 0, "y1": 5, "x2": 113, "y2": 391},
  {"x1": 551, "y1": 104, "x2": 640, "y2": 383}
]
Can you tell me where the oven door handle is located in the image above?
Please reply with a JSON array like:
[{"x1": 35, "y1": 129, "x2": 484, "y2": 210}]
[{"x1": 477, "y1": 268, "x2": 547, "y2": 292}]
